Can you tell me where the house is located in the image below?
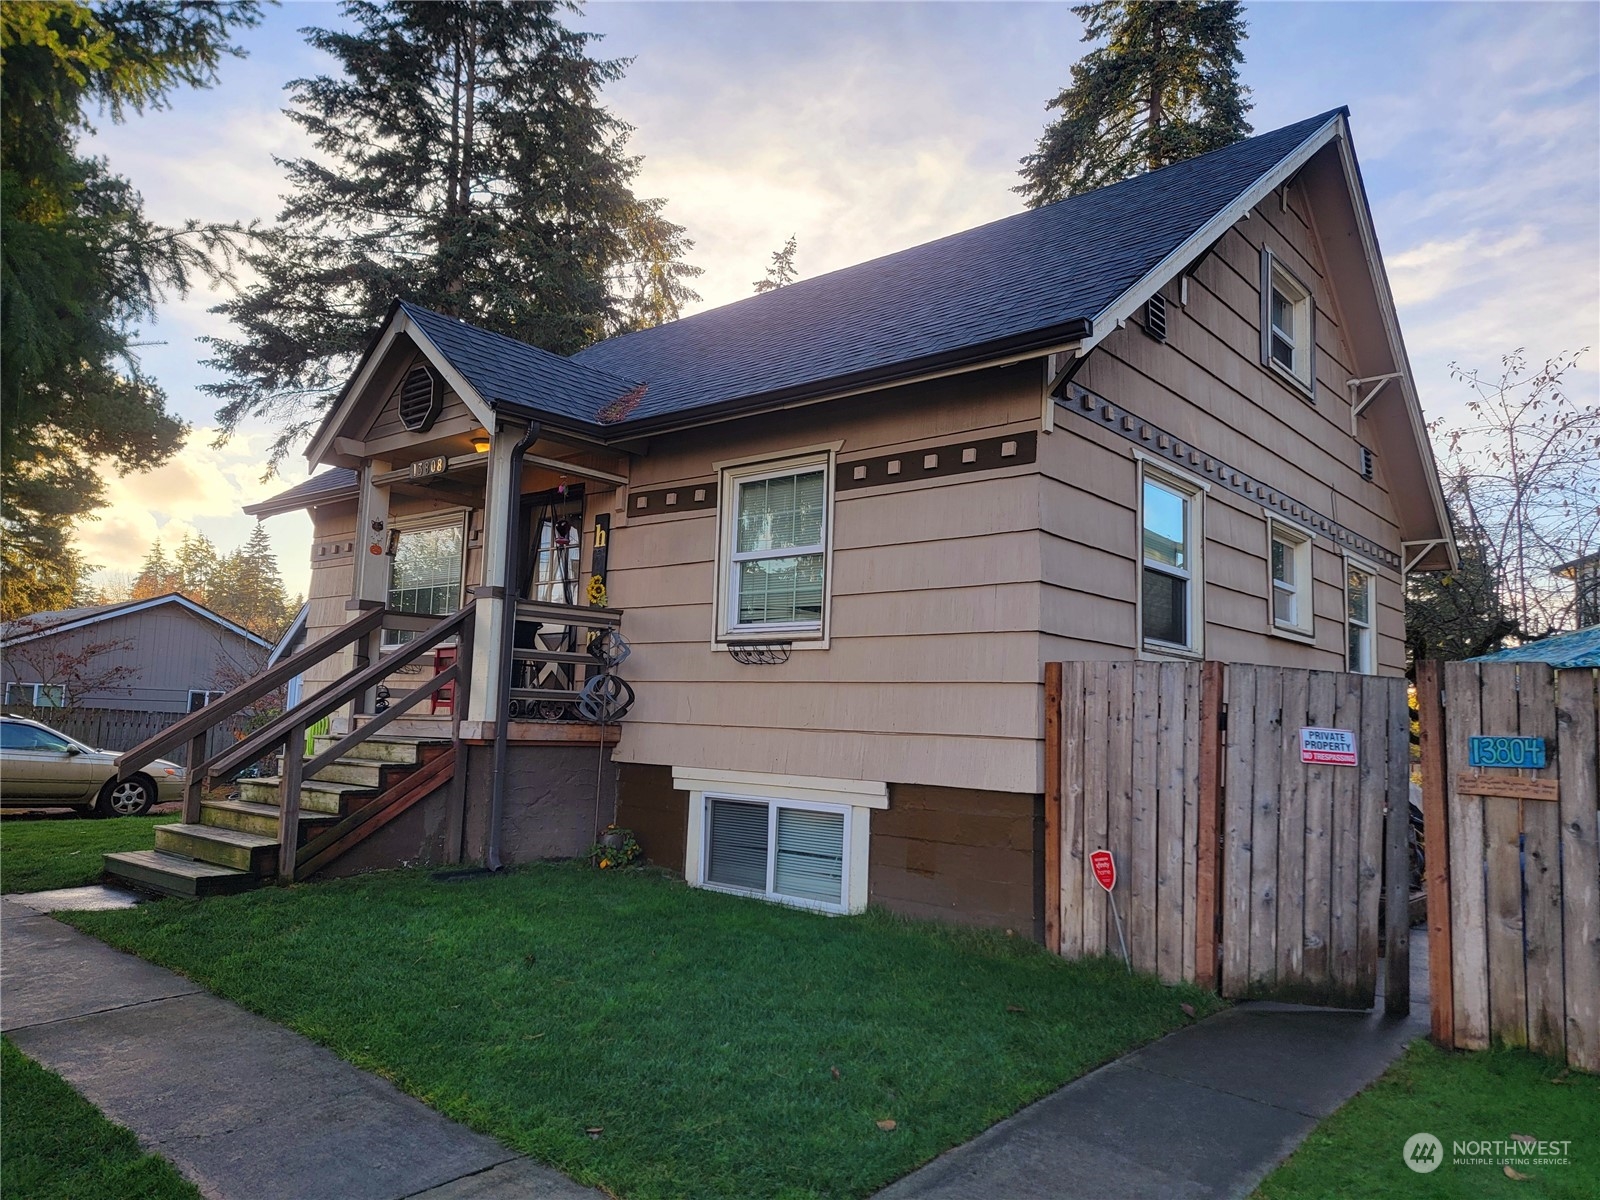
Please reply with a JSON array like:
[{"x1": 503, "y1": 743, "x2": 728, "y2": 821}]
[
  {"x1": 127, "y1": 108, "x2": 1454, "y2": 929},
  {"x1": 1554, "y1": 551, "x2": 1600, "y2": 628},
  {"x1": 1, "y1": 593, "x2": 272, "y2": 713}
]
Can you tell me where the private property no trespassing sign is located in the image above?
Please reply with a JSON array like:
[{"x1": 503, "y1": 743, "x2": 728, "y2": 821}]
[{"x1": 1300, "y1": 727, "x2": 1358, "y2": 766}]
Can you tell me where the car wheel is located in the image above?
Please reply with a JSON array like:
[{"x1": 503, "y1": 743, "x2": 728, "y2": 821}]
[{"x1": 96, "y1": 776, "x2": 155, "y2": 818}]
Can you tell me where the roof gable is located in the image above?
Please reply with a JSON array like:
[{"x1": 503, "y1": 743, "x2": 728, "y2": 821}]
[{"x1": 0, "y1": 594, "x2": 273, "y2": 651}]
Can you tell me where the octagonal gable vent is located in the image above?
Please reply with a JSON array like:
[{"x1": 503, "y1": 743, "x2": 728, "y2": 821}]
[{"x1": 399, "y1": 363, "x2": 444, "y2": 433}]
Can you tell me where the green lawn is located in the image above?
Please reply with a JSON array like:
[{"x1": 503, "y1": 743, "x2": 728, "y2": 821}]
[
  {"x1": 0, "y1": 814, "x2": 176, "y2": 894},
  {"x1": 1, "y1": 1038, "x2": 201, "y2": 1200},
  {"x1": 1254, "y1": 1040, "x2": 1599, "y2": 1200},
  {"x1": 67, "y1": 862, "x2": 1219, "y2": 1199}
]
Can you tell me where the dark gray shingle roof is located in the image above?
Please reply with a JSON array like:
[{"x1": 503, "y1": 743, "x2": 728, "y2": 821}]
[{"x1": 243, "y1": 468, "x2": 357, "y2": 517}]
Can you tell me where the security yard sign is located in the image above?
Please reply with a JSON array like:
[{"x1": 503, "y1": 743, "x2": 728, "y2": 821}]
[
  {"x1": 1300, "y1": 727, "x2": 1358, "y2": 766},
  {"x1": 1089, "y1": 849, "x2": 1116, "y2": 892}
]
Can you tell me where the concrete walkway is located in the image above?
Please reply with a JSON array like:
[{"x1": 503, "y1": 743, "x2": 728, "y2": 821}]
[
  {"x1": 1, "y1": 897, "x2": 600, "y2": 1200},
  {"x1": 875, "y1": 933, "x2": 1430, "y2": 1200}
]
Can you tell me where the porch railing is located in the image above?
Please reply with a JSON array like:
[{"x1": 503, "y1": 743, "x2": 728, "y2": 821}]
[{"x1": 508, "y1": 598, "x2": 625, "y2": 715}]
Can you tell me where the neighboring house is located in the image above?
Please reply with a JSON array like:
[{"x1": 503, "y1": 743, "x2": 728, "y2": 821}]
[
  {"x1": 1, "y1": 594, "x2": 273, "y2": 714},
  {"x1": 240, "y1": 108, "x2": 1454, "y2": 933},
  {"x1": 1554, "y1": 552, "x2": 1600, "y2": 629}
]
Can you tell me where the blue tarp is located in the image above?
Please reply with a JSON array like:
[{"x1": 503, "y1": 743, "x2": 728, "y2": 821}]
[{"x1": 1468, "y1": 626, "x2": 1600, "y2": 668}]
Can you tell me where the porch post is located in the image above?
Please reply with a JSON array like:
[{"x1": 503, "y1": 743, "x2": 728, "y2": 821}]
[
  {"x1": 466, "y1": 421, "x2": 530, "y2": 727},
  {"x1": 347, "y1": 458, "x2": 391, "y2": 719}
]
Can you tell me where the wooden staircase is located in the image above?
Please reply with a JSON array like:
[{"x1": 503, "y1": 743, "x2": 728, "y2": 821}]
[{"x1": 105, "y1": 735, "x2": 453, "y2": 898}]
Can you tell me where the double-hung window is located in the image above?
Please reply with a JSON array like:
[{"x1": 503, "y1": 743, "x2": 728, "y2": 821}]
[
  {"x1": 717, "y1": 452, "x2": 832, "y2": 643},
  {"x1": 1269, "y1": 521, "x2": 1314, "y2": 637},
  {"x1": 1261, "y1": 249, "x2": 1315, "y2": 396},
  {"x1": 383, "y1": 517, "x2": 466, "y2": 646},
  {"x1": 703, "y1": 795, "x2": 848, "y2": 911},
  {"x1": 1140, "y1": 465, "x2": 1203, "y2": 655},
  {"x1": 1347, "y1": 566, "x2": 1375, "y2": 673}
]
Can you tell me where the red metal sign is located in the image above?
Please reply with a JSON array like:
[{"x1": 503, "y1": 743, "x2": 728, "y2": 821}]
[{"x1": 1090, "y1": 849, "x2": 1116, "y2": 892}]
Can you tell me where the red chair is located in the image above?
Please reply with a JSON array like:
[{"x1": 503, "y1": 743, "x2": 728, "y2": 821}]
[{"x1": 431, "y1": 644, "x2": 458, "y2": 714}]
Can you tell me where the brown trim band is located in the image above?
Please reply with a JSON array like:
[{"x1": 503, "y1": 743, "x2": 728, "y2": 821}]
[
  {"x1": 628, "y1": 482, "x2": 718, "y2": 517},
  {"x1": 836, "y1": 431, "x2": 1038, "y2": 492},
  {"x1": 1059, "y1": 384, "x2": 1401, "y2": 572}
]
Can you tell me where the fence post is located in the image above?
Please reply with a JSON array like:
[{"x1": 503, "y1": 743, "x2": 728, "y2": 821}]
[
  {"x1": 1416, "y1": 660, "x2": 1454, "y2": 1044},
  {"x1": 1194, "y1": 660, "x2": 1225, "y2": 991},
  {"x1": 278, "y1": 722, "x2": 305, "y2": 882},
  {"x1": 1383, "y1": 680, "x2": 1412, "y2": 1017},
  {"x1": 1043, "y1": 662, "x2": 1063, "y2": 955}
]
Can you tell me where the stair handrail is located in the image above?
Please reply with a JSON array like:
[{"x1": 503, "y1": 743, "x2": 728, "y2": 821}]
[{"x1": 116, "y1": 606, "x2": 388, "y2": 787}]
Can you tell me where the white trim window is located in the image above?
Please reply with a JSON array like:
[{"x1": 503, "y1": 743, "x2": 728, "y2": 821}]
[
  {"x1": 1139, "y1": 464, "x2": 1204, "y2": 655},
  {"x1": 1347, "y1": 565, "x2": 1375, "y2": 673},
  {"x1": 1261, "y1": 249, "x2": 1315, "y2": 396},
  {"x1": 717, "y1": 452, "x2": 832, "y2": 643},
  {"x1": 4, "y1": 682, "x2": 65, "y2": 708},
  {"x1": 188, "y1": 689, "x2": 224, "y2": 713},
  {"x1": 383, "y1": 516, "x2": 467, "y2": 646},
  {"x1": 1269, "y1": 521, "x2": 1314, "y2": 637}
]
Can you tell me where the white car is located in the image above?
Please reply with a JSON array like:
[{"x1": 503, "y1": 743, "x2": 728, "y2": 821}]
[{"x1": 0, "y1": 714, "x2": 185, "y2": 817}]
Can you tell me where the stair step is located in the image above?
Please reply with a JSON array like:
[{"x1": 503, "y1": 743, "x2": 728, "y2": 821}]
[
  {"x1": 200, "y1": 799, "x2": 338, "y2": 839},
  {"x1": 235, "y1": 777, "x2": 372, "y2": 813},
  {"x1": 310, "y1": 734, "x2": 434, "y2": 765},
  {"x1": 307, "y1": 757, "x2": 391, "y2": 787},
  {"x1": 155, "y1": 824, "x2": 279, "y2": 875},
  {"x1": 104, "y1": 850, "x2": 259, "y2": 899}
]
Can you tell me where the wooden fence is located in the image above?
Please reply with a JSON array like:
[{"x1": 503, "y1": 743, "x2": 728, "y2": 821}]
[
  {"x1": 1046, "y1": 660, "x2": 1411, "y2": 1011},
  {"x1": 1418, "y1": 660, "x2": 1600, "y2": 1072},
  {"x1": 27, "y1": 706, "x2": 253, "y2": 760}
]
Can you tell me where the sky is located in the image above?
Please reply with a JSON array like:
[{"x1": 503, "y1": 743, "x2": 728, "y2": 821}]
[{"x1": 79, "y1": 0, "x2": 1600, "y2": 600}]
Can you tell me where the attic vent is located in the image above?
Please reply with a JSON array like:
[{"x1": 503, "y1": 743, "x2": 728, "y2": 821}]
[
  {"x1": 399, "y1": 363, "x2": 444, "y2": 433},
  {"x1": 1359, "y1": 444, "x2": 1375, "y2": 481},
  {"x1": 1144, "y1": 294, "x2": 1168, "y2": 343}
]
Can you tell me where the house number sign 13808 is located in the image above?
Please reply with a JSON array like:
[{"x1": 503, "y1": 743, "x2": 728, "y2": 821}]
[{"x1": 1467, "y1": 736, "x2": 1546, "y2": 769}]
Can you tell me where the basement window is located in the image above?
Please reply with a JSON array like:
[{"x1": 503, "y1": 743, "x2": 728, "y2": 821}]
[{"x1": 1261, "y1": 249, "x2": 1315, "y2": 397}]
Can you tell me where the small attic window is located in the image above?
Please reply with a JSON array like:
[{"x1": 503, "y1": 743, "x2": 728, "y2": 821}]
[
  {"x1": 1260, "y1": 249, "x2": 1315, "y2": 399},
  {"x1": 399, "y1": 363, "x2": 444, "y2": 433},
  {"x1": 1143, "y1": 293, "x2": 1168, "y2": 343}
]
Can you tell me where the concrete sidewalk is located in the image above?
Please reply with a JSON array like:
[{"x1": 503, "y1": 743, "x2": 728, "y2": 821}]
[
  {"x1": 875, "y1": 934, "x2": 1429, "y2": 1200},
  {"x1": 1, "y1": 897, "x2": 600, "y2": 1200}
]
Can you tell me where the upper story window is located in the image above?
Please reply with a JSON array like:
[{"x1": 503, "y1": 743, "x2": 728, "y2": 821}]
[
  {"x1": 1140, "y1": 464, "x2": 1204, "y2": 656},
  {"x1": 1347, "y1": 565, "x2": 1375, "y2": 673},
  {"x1": 717, "y1": 452, "x2": 833, "y2": 643},
  {"x1": 1261, "y1": 249, "x2": 1315, "y2": 397},
  {"x1": 384, "y1": 517, "x2": 465, "y2": 646},
  {"x1": 1270, "y1": 521, "x2": 1314, "y2": 638}
]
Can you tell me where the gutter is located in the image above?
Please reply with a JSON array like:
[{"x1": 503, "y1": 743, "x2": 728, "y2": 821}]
[{"x1": 486, "y1": 418, "x2": 541, "y2": 873}]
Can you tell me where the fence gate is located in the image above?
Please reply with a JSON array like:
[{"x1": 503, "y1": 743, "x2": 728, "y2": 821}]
[
  {"x1": 1218, "y1": 665, "x2": 1409, "y2": 1009},
  {"x1": 1418, "y1": 661, "x2": 1600, "y2": 1073}
]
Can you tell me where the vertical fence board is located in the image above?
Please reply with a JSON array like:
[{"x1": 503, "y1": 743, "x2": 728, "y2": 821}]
[
  {"x1": 1361, "y1": 679, "x2": 1393, "y2": 1006},
  {"x1": 1416, "y1": 661, "x2": 1454, "y2": 1046},
  {"x1": 1518, "y1": 667, "x2": 1564, "y2": 1059},
  {"x1": 1059, "y1": 662, "x2": 1087, "y2": 959},
  {"x1": 1248, "y1": 667, "x2": 1284, "y2": 993},
  {"x1": 1556, "y1": 668, "x2": 1600, "y2": 1072},
  {"x1": 1328, "y1": 673, "x2": 1365, "y2": 1003},
  {"x1": 1181, "y1": 664, "x2": 1203, "y2": 984},
  {"x1": 1195, "y1": 661, "x2": 1225, "y2": 990},
  {"x1": 1275, "y1": 669, "x2": 1310, "y2": 992},
  {"x1": 1081, "y1": 665, "x2": 1111, "y2": 956},
  {"x1": 1105, "y1": 663, "x2": 1135, "y2": 962},
  {"x1": 1480, "y1": 664, "x2": 1528, "y2": 1048},
  {"x1": 1044, "y1": 661, "x2": 1063, "y2": 956},
  {"x1": 1129, "y1": 664, "x2": 1160, "y2": 974},
  {"x1": 1445, "y1": 661, "x2": 1490, "y2": 1049},
  {"x1": 1300, "y1": 672, "x2": 1338, "y2": 988},
  {"x1": 1381, "y1": 680, "x2": 1411, "y2": 1016},
  {"x1": 1221, "y1": 665, "x2": 1257, "y2": 997},
  {"x1": 1156, "y1": 662, "x2": 1188, "y2": 984}
]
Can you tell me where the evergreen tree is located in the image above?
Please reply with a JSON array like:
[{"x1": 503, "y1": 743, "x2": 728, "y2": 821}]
[
  {"x1": 211, "y1": 523, "x2": 294, "y2": 636},
  {"x1": 753, "y1": 235, "x2": 798, "y2": 294},
  {"x1": 1016, "y1": 1, "x2": 1251, "y2": 207},
  {"x1": 172, "y1": 532, "x2": 220, "y2": 603},
  {"x1": 130, "y1": 539, "x2": 181, "y2": 600},
  {"x1": 0, "y1": 1, "x2": 261, "y2": 618},
  {"x1": 203, "y1": 0, "x2": 701, "y2": 467},
  {"x1": 1405, "y1": 516, "x2": 1517, "y2": 668}
]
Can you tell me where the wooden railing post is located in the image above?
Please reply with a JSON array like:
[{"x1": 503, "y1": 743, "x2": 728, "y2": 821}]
[
  {"x1": 278, "y1": 722, "x2": 305, "y2": 882},
  {"x1": 183, "y1": 732, "x2": 206, "y2": 824}
]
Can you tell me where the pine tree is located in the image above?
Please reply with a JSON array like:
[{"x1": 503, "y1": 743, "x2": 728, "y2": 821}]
[
  {"x1": 1016, "y1": 1, "x2": 1251, "y2": 206},
  {"x1": 130, "y1": 539, "x2": 181, "y2": 600},
  {"x1": 753, "y1": 235, "x2": 798, "y2": 294},
  {"x1": 172, "y1": 532, "x2": 220, "y2": 604},
  {"x1": 203, "y1": 0, "x2": 701, "y2": 467},
  {"x1": 211, "y1": 523, "x2": 293, "y2": 636},
  {"x1": 0, "y1": 1, "x2": 260, "y2": 618}
]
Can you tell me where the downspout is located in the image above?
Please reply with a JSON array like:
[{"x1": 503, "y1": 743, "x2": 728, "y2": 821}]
[{"x1": 487, "y1": 418, "x2": 540, "y2": 872}]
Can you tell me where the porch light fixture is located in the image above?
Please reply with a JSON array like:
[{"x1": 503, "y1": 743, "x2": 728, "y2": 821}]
[{"x1": 470, "y1": 430, "x2": 492, "y2": 453}]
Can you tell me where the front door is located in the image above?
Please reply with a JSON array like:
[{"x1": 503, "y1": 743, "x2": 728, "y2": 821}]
[{"x1": 513, "y1": 488, "x2": 585, "y2": 713}]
